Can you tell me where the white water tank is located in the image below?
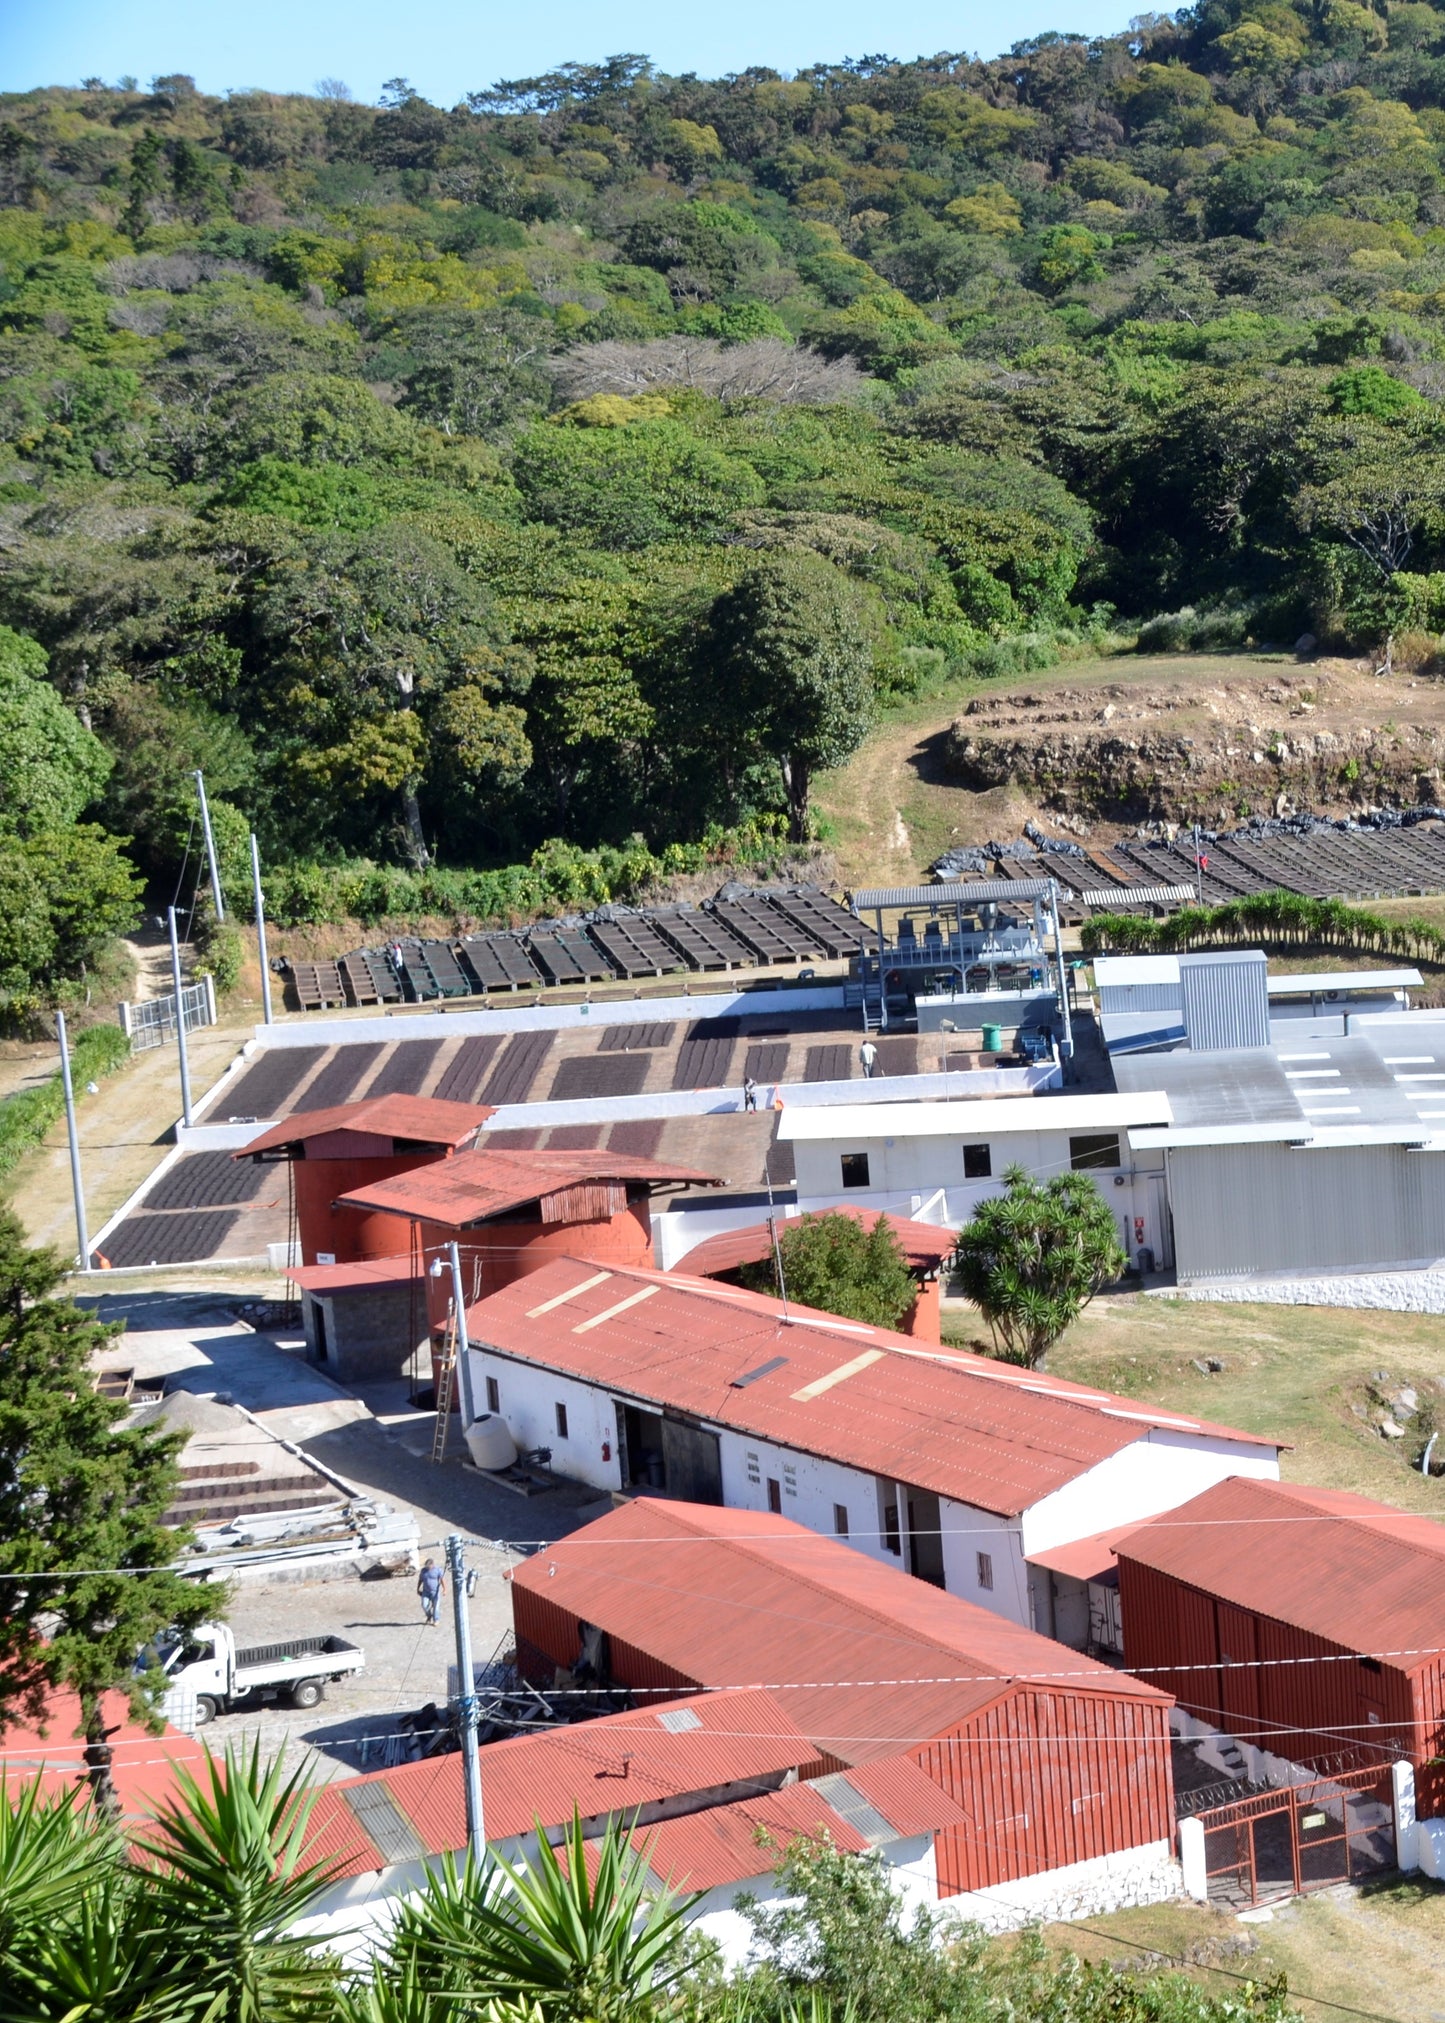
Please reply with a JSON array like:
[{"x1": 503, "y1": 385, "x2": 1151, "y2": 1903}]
[{"x1": 464, "y1": 1415, "x2": 518, "y2": 1471}]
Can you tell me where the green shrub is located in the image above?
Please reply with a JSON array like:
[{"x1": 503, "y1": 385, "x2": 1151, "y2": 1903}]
[
  {"x1": 256, "y1": 818, "x2": 796, "y2": 930},
  {"x1": 1082, "y1": 888, "x2": 1445, "y2": 963},
  {"x1": 192, "y1": 909, "x2": 244, "y2": 996},
  {"x1": 0, "y1": 1023, "x2": 129, "y2": 1185}
]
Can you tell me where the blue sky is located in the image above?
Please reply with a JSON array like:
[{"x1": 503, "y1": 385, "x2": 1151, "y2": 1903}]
[{"x1": 3, "y1": 0, "x2": 1130, "y2": 103}]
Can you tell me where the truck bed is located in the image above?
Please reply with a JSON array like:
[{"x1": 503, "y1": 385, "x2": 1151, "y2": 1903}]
[{"x1": 232, "y1": 1633, "x2": 363, "y2": 1688}]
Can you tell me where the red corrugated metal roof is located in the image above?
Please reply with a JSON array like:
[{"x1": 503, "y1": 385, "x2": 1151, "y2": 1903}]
[
  {"x1": 311, "y1": 1687, "x2": 817, "y2": 1877},
  {"x1": 510, "y1": 1500, "x2": 1166, "y2": 1767},
  {"x1": 638, "y1": 1783, "x2": 871, "y2": 1890},
  {"x1": 336, "y1": 1149, "x2": 720, "y2": 1229},
  {"x1": 837, "y1": 1755, "x2": 975, "y2": 1836},
  {"x1": 466, "y1": 1257, "x2": 1276, "y2": 1516},
  {"x1": 1114, "y1": 1476, "x2": 1445, "y2": 1668},
  {"x1": 242, "y1": 1094, "x2": 492, "y2": 1157},
  {"x1": 678, "y1": 1210, "x2": 955, "y2": 1280},
  {"x1": 289, "y1": 1256, "x2": 419, "y2": 1295},
  {"x1": 0, "y1": 1690, "x2": 208, "y2": 1826},
  {"x1": 1027, "y1": 1531, "x2": 1119, "y2": 1584}
]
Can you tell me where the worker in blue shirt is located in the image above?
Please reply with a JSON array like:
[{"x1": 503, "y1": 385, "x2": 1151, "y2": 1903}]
[{"x1": 417, "y1": 1557, "x2": 445, "y2": 1625}]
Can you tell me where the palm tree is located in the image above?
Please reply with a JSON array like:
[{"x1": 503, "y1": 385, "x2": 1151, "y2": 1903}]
[
  {"x1": 136, "y1": 1741, "x2": 344, "y2": 2023},
  {"x1": 387, "y1": 1812, "x2": 698, "y2": 2023}
]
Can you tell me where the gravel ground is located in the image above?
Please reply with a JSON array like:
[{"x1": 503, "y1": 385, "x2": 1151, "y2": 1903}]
[{"x1": 80, "y1": 1288, "x2": 605, "y2": 1784}]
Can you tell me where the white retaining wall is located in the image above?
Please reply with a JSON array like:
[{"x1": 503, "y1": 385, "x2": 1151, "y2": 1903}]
[
  {"x1": 940, "y1": 1839, "x2": 1182, "y2": 1933},
  {"x1": 1157, "y1": 1267, "x2": 1445, "y2": 1314}
]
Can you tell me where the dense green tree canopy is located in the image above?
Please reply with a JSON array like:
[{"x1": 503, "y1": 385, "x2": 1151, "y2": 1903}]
[{"x1": 7, "y1": 19, "x2": 1445, "y2": 948}]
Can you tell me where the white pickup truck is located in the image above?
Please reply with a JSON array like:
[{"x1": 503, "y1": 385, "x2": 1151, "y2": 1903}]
[{"x1": 154, "y1": 1622, "x2": 365, "y2": 1725}]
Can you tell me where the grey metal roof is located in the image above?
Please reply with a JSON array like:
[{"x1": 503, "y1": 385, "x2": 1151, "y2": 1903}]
[
  {"x1": 1082, "y1": 883, "x2": 1197, "y2": 906},
  {"x1": 1114, "y1": 1021, "x2": 1445, "y2": 1143},
  {"x1": 849, "y1": 878, "x2": 1059, "y2": 911}
]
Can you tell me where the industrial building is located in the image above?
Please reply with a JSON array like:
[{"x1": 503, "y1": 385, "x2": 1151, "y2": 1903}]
[
  {"x1": 1115, "y1": 1478, "x2": 1445, "y2": 1808},
  {"x1": 1111, "y1": 1017, "x2": 1445, "y2": 1286},
  {"x1": 776, "y1": 1091, "x2": 1176, "y2": 1273},
  {"x1": 507, "y1": 1499, "x2": 1180, "y2": 1926},
  {"x1": 298, "y1": 1685, "x2": 955, "y2": 1964},
  {"x1": 459, "y1": 1256, "x2": 1280, "y2": 1630},
  {"x1": 1094, "y1": 954, "x2": 1421, "y2": 1055}
]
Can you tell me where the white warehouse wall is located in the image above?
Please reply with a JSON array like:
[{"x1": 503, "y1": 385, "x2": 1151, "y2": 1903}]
[{"x1": 1019, "y1": 1427, "x2": 1280, "y2": 1561}]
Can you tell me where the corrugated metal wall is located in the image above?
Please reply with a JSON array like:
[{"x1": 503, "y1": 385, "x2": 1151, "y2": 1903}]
[
  {"x1": 1178, "y1": 953, "x2": 1270, "y2": 1052},
  {"x1": 1099, "y1": 983, "x2": 1182, "y2": 1016},
  {"x1": 1119, "y1": 1558, "x2": 1429, "y2": 1774},
  {"x1": 511, "y1": 1585, "x2": 700, "y2": 1699},
  {"x1": 913, "y1": 1687, "x2": 1174, "y2": 1894},
  {"x1": 1167, "y1": 1142, "x2": 1445, "y2": 1279}
]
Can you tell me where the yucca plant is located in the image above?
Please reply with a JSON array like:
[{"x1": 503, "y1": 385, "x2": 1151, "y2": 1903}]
[
  {"x1": 388, "y1": 1812, "x2": 698, "y2": 2023},
  {"x1": 0, "y1": 1775, "x2": 121, "y2": 1974},
  {"x1": 137, "y1": 1740, "x2": 343, "y2": 2023},
  {"x1": 7, "y1": 1872, "x2": 175, "y2": 2023}
]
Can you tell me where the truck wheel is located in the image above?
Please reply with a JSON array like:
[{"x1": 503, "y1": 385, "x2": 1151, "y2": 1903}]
[
  {"x1": 193, "y1": 1696, "x2": 218, "y2": 1727},
  {"x1": 290, "y1": 1679, "x2": 325, "y2": 1710}
]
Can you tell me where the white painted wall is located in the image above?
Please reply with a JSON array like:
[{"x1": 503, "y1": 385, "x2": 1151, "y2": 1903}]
[
  {"x1": 1018, "y1": 1427, "x2": 1280, "y2": 1562},
  {"x1": 689, "y1": 1836, "x2": 938, "y2": 1970},
  {"x1": 477, "y1": 1353, "x2": 625, "y2": 1491},
  {"x1": 469, "y1": 1350, "x2": 1276, "y2": 1627}
]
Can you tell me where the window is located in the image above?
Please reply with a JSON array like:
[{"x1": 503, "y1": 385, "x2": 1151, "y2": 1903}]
[
  {"x1": 976, "y1": 1551, "x2": 994, "y2": 1591},
  {"x1": 962, "y1": 1143, "x2": 991, "y2": 1180},
  {"x1": 485, "y1": 1376, "x2": 500, "y2": 1414},
  {"x1": 554, "y1": 1402, "x2": 569, "y2": 1439},
  {"x1": 1070, "y1": 1133, "x2": 1121, "y2": 1172},
  {"x1": 767, "y1": 1478, "x2": 783, "y2": 1514},
  {"x1": 834, "y1": 1504, "x2": 849, "y2": 1537},
  {"x1": 840, "y1": 1152, "x2": 871, "y2": 1189}
]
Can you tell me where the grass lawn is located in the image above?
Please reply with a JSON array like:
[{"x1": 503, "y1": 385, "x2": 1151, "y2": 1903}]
[
  {"x1": 940, "y1": 1292, "x2": 1445, "y2": 2014},
  {"x1": 943, "y1": 1292, "x2": 1445, "y2": 1508},
  {"x1": 1029, "y1": 1875, "x2": 1445, "y2": 2022}
]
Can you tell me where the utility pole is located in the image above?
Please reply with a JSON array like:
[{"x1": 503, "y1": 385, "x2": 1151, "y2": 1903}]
[
  {"x1": 250, "y1": 832, "x2": 273, "y2": 1025},
  {"x1": 56, "y1": 1010, "x2": 90, "y2": 1273},
  {"x1": 446, "y1": 1532, "x2": 487, "y2": 1868},
  {"x1": 448, "y1": 1239, "x2": 476, "y2": 1422},
  {"x1": 168, "y1": 905, "x2": 193, "y2": 1128},
  {"x1": 193, "y1": 770, "x2": 225, "y2": 922}
]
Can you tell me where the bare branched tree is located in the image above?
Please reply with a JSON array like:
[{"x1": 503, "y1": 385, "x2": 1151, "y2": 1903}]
[{"x1": 552, "y1": 337, "x2": 865, "y2": 406}]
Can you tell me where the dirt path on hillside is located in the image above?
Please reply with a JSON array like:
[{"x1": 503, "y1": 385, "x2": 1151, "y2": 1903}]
[{"x1": 814, "y1": 649, "x2": 1365, "y2": 889}]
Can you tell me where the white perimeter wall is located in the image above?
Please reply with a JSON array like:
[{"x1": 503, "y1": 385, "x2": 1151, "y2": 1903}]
[{"x1": 940, "y1": 1839, "x2": 1181, "y2": 1934}]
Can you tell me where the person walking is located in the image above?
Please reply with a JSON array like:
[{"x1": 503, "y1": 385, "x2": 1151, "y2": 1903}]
[
  {"x1": 742, "y1": 1075, "x2": 758, "y2": 1112},
  {"x1": 417, "y1": 1557, "x2": 445, "y2": 1626},
  {"x1": 859, "y1": 1038, "x2": 878, "y2": 1079}
]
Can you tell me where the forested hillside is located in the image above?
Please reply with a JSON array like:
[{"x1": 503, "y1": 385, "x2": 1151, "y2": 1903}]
[{"x1": 6, "y1": 7, "x2": 1445, "y2": 1002}]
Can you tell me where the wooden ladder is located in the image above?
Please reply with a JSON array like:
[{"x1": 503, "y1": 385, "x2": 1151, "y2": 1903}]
[{"x1": 431, "y1": 1311, "x2": 458, "y2": 1464}]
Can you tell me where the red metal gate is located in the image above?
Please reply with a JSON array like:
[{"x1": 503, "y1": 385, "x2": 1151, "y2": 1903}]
[{"x1": 1192, "y1": 1765, "x2": 1395, "y2": 1907}]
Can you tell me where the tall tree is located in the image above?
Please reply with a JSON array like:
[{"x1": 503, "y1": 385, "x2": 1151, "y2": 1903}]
[
  {"x1": 704, "y1": 552, "x2": 876, "y2": 841},
  {"x1": 740, "y1": 1210, "x2": 917, "y2": 1329},
  {"x1": 0, "y1": 1215, "x2": 210, "y2": 1810}
]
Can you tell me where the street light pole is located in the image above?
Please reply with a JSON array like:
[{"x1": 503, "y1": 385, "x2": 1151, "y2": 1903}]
[
  {"x1": 250, "y1": 833, "x2": 273, "y2": 1025},
  {"x1": 446, "y1": 1532, "x2": 487, "y2": 1868},
  {"x1": 193, "y1": 770, "x2": 225, "y2": 922},
  {"x1": 56, "y1": 1010, "x2": 90, "y2": 1273},
  {"x1": 168, "y1": 906, "x2": 193, "y2": 1128}
]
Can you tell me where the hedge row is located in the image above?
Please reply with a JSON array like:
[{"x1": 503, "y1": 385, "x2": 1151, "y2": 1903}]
[
  {"x1": 1081, "y1": 889, "x2": 1445, "y2": 963},
  {"x1": 0, "y1": 1023, "x2": 130, "y2": 1185},
  {"x1": 255, "y1": 820, "x2": 796, "y2": 930}
]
